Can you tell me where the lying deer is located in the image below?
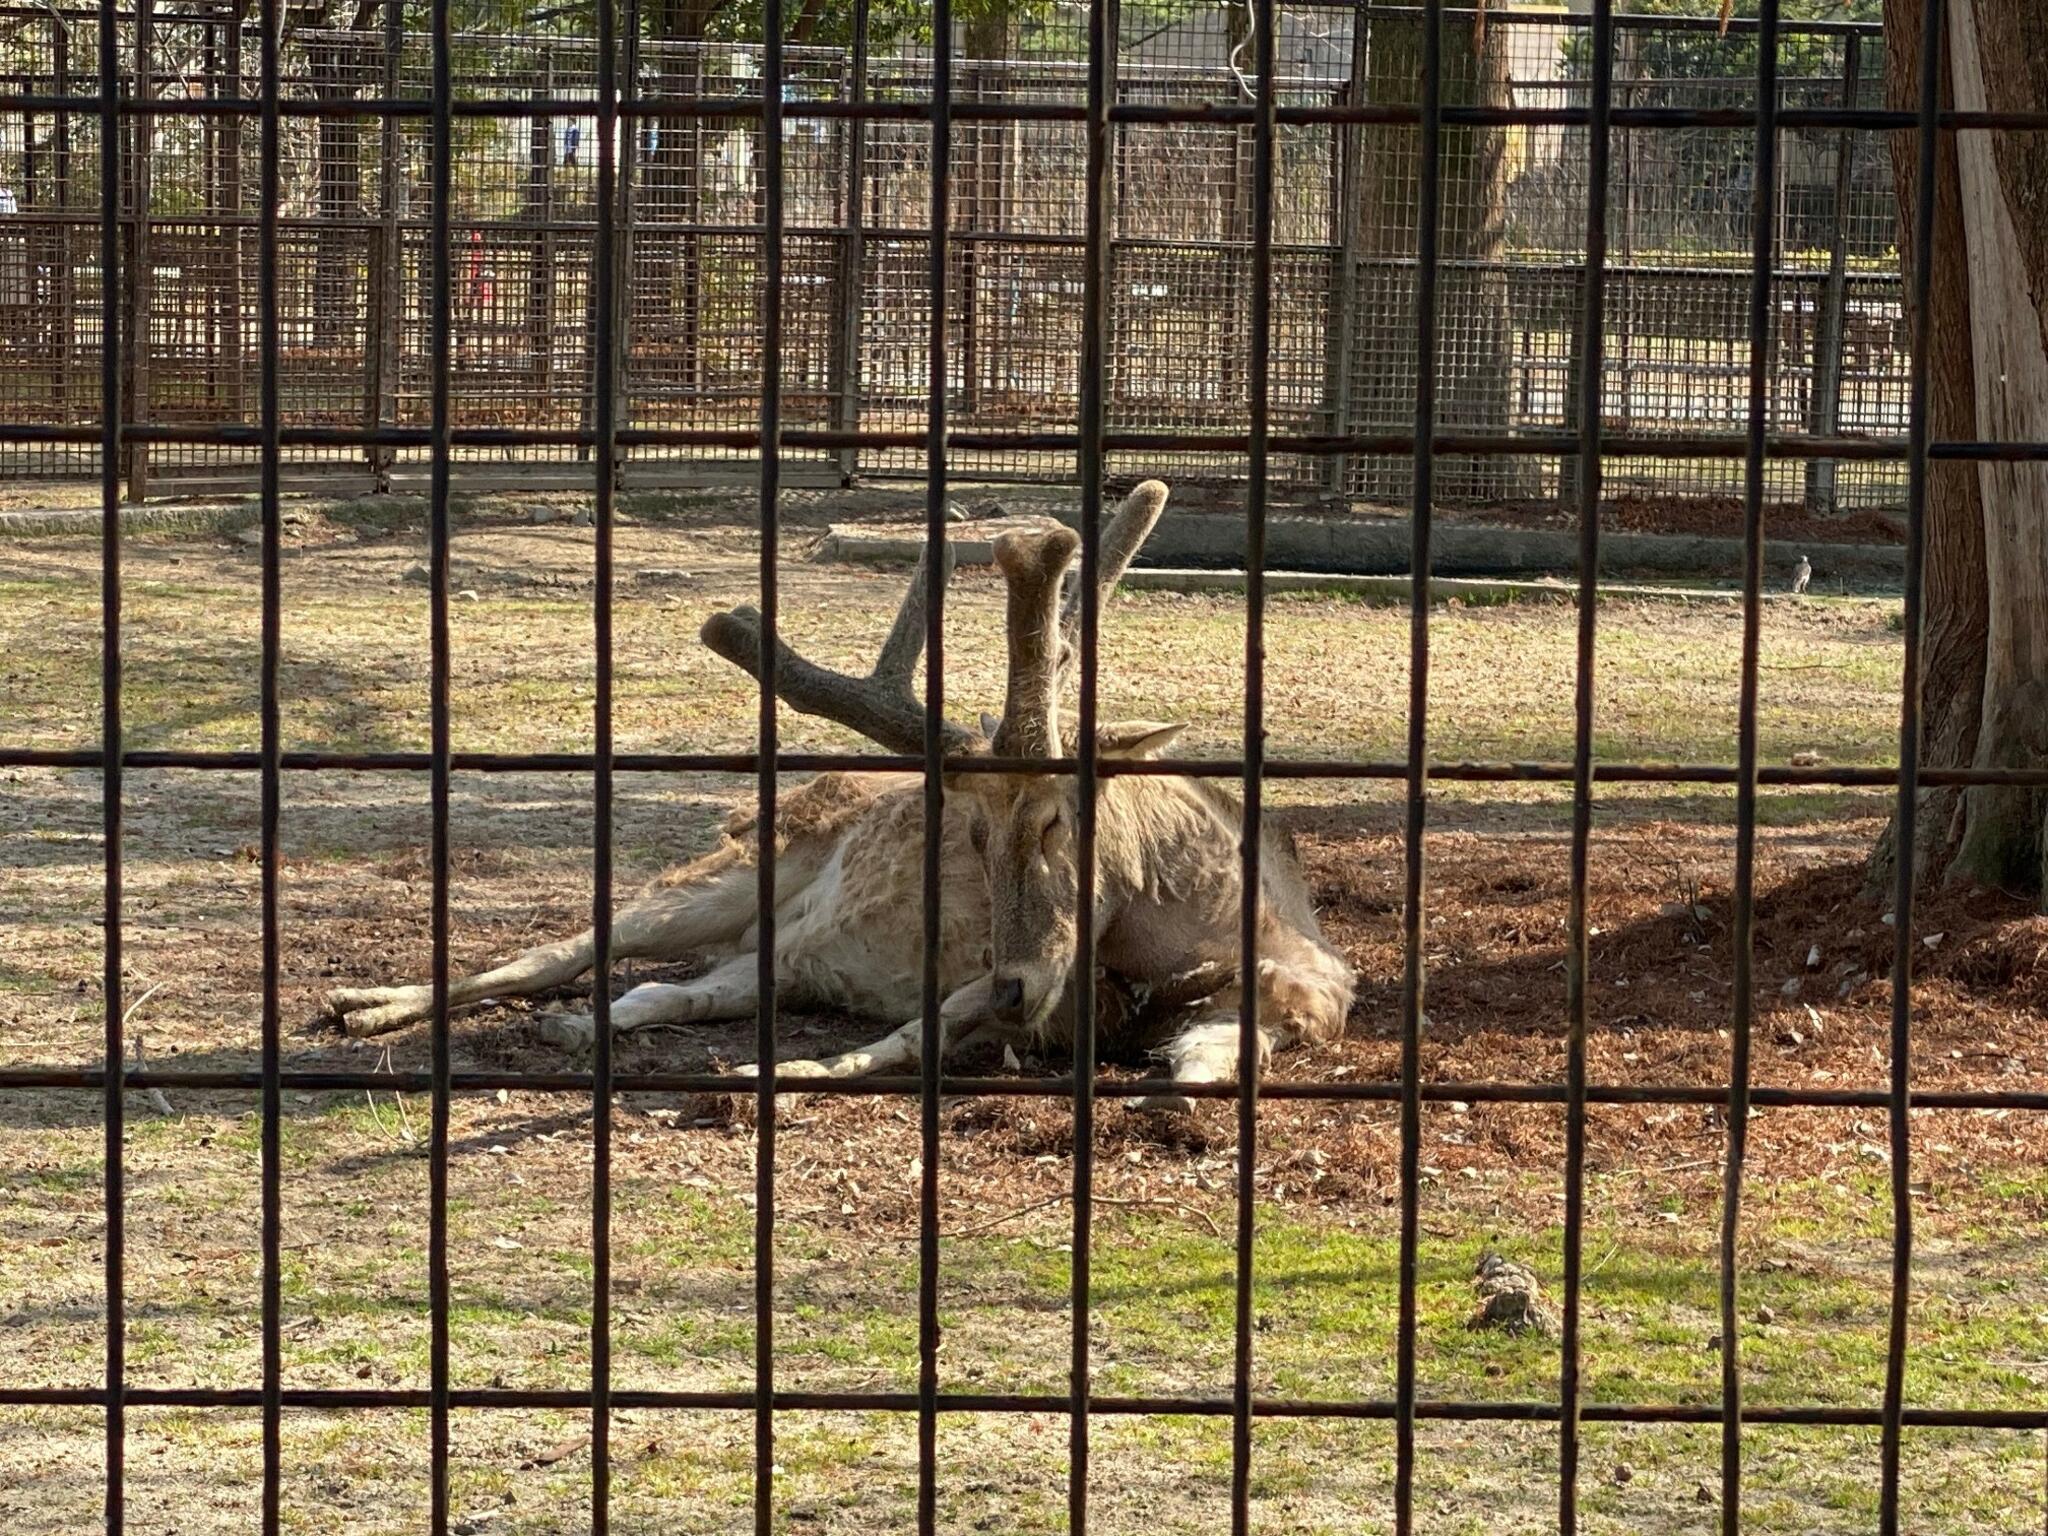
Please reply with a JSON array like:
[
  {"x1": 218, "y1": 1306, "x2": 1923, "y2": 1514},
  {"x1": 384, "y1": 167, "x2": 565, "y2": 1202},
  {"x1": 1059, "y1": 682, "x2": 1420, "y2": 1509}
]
[{"x1": 326, "y1": 482, "x2": 1355, "y2": 1107}]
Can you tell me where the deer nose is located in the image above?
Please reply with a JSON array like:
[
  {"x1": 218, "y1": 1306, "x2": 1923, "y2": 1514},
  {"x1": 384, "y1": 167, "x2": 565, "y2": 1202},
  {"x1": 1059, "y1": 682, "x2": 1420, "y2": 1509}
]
[{"x1": 990, "y1": 975, "x2": 1026, "y2": 1020}]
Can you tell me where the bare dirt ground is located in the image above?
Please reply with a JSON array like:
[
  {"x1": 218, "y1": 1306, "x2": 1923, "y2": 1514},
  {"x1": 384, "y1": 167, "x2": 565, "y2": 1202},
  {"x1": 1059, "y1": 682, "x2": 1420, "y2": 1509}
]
[{"x1": 2, "y1": 489, "x2": 2043, "y2": 1535}]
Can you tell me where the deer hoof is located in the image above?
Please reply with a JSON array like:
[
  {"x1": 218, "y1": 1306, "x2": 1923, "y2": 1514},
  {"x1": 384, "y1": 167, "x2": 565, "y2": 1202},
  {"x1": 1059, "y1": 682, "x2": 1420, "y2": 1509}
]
[{"x1": 537, "y1": 1011, "x2": 597, "y2": 1052}]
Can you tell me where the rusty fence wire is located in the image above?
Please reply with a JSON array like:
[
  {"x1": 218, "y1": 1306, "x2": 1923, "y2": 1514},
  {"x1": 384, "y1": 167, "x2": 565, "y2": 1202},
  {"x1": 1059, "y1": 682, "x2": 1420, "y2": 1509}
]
[{"x1": 4, "y1": 1, "x2": 2048, "y2": 1535}]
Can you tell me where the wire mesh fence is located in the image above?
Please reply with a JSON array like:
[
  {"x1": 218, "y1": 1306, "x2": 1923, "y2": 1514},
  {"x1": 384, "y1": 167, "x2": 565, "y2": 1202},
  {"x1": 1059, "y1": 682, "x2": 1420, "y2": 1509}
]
[
  {"x1": 0, "y1": 1, "x2": 1910, "y2": 511},
  {"x1": 4, "y1": 0, "x2": 2048, "y2": 1532}
]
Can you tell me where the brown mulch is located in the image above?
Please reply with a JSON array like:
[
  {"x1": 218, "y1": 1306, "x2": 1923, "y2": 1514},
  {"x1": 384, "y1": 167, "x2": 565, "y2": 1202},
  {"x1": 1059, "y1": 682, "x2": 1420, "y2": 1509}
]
[{"x1": 481, "y1": 807, "x2": 2048, "y2": 1240}]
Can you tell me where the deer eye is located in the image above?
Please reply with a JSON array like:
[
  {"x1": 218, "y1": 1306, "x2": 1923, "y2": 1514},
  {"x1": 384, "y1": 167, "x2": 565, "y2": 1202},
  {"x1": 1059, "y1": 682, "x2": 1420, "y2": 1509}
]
[{"x1": 967, "y1": 815, "x2": 989, "y2": 854}]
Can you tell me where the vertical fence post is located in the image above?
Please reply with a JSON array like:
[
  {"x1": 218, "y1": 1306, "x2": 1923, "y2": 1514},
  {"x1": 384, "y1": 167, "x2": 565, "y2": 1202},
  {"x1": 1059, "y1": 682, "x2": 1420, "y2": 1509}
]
[
  {"x1": 199, "y1": 18, "x2": 215, "y2": 413},
  {"x1": 361, "y1": 29, "x2": 385, "y2": 486},
  {"x1": 1323, "y1": 9, "x2": 1366, "y2": 502},
  {"x1": 831, "y1": 0, "x2": 868, "y2": 484},
  {"x1": 958, "y1": 56, "x2": 985, "y2": 421},
  {"x1": 223, "y1": 3, "x2": 245, "y2": 425},
  {"x1": 54, "y1": 16, "x2": 76, "y2": 437},
  {"x1": 125, "y1": 0, "x2": 153, "y2": 502},
  {"x1": 1558, "y1": 266, "x2": 1586, "y2": 510},
  {"x1": 530, "y1": 51, "x2": 557, "y2": 436},
  {"x1": 611, "y1": 3, "x2": 637, "y2": 487},
  {"x1": 675, "y1": 38, "x2": 699, "y2": 424},
  {"x1": 1805, "y1": 31, "x2": 1859, "y2": 515},
  {"x1": 371, "y1": 0, "x2": 400, "y2": 491}
]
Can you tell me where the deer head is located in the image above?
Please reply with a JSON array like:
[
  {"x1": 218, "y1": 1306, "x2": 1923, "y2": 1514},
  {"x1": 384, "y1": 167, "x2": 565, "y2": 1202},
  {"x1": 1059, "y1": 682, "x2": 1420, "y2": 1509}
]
[{"x1": 699, "y1": 481, "x2": 1175, "y2": 1030}]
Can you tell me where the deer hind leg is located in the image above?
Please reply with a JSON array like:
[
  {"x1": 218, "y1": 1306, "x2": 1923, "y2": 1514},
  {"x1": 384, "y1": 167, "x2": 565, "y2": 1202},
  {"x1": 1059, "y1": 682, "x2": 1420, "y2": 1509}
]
[
  {"x1": 326, "y1": 849, "x2": 763, "y2": 1038},
  {"x1": 327, "y1": 930, "x2": 601, "y2": 1039}
]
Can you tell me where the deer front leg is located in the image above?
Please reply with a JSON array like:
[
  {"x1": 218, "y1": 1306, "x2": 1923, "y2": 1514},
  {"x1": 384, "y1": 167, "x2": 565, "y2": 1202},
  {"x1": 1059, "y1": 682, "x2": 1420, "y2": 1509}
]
[
  {"x1": 535, "y1": 953, "x2": 761, "y2": 1051},
  {"x1": 740, "y1": 976, "x2": 997, "y2": 1081}
]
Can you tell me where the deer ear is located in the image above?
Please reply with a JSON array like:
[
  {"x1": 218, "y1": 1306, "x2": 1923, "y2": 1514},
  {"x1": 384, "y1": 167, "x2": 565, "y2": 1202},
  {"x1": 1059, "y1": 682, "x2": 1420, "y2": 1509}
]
[
  {"x1": 1097, "y1": 721, "x2": 1188, "y2": 760},
  {"x1": 980, "y1": 711, "x2": 1002, "y2": 740}
]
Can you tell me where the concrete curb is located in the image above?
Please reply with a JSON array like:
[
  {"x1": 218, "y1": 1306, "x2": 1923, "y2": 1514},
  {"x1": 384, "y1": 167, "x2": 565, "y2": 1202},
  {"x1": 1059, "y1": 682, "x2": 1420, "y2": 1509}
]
[
  {"x1": 817, "y1": 515, "x2": 1904, "y2": 589},
  {"x1": 1074, "y1": 568, "x2": 1836, "y2": 606},
  {"x1": 0, "y1": 503, "x2": 261, "y2": 540}
]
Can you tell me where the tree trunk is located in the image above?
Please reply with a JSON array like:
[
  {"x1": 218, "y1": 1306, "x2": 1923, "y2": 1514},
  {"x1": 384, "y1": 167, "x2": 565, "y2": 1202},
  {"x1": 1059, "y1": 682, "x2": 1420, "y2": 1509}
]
[
  {"x1": 1875, "y1": 0, "x2": 2048, "y2": 906},
  {"x1": 964, "y1": 9, "x2": 1019, "y2": 63},
  {"x1": 1352, "y1": 9, "x2": 1524, "y2": 504}
]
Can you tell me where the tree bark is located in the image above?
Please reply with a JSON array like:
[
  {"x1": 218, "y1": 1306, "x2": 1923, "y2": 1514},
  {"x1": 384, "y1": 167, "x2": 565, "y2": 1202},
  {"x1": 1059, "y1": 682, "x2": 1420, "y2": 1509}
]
[{"x1": 1875, "y1": 0, "x2": 2048, "y2": 906}]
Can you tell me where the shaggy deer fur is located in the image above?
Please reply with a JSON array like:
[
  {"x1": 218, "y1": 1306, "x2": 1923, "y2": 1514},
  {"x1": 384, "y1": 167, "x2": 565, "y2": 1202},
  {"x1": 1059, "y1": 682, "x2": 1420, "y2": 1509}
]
[{"x1": 326, "y1": 481, "x2": 1356, "y2": 1105}]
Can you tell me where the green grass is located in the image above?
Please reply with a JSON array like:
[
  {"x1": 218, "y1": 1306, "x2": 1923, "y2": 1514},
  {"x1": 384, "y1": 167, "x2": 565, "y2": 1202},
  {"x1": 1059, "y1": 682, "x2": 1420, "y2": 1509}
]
[{"x1": 3, "y1": 1093, "x2": 2044, "y2": 1534}]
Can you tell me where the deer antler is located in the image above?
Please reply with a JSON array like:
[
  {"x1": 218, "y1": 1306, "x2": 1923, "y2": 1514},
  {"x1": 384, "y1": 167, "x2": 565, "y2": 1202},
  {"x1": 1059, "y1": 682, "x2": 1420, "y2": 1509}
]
[
  {"x1": 700, "y1": 538, "x2": 984, "y2": 757},
  {"x1": 1056, "y1": 479, "x2": 1170, "y2": 691},
  {"x1": 990, "y1": 526, "x2": 1080, "y2": 759}
]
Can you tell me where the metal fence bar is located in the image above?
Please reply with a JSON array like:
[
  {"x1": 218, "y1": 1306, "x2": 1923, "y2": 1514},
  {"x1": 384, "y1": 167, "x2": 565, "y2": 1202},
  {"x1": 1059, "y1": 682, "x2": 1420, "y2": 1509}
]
[
  {"x1": 427, "y1": 0, "x2": 456, "y2": 1522},
  {"x1": 1070, "y1": 0, "x2": 1115, "y2": 1524},
  {"x1": 10, "y1": 420, "x2": 2048, "y2": 463},
  {"x1": 256, "y1": 0, "x2": 283, "y2": 1523},
  {"x1": 95, "y1": 0, "x2": 125, "y2": 1522},
  {"x1": 1395, "y1": 2, "x2": 1446, "y2": 1530},
  {"x1": 12, "y1": 749, "x2": 2048, "y2": 789},
  {"x1": 6, "y1": 1068, "x2": 2048, "y2": 1114},
  {"x1": 1882, "y1": 0, "x2": 1949, "y2": 1528},
  {"x1": 1559, "y1": 0, "x2": 1613, "y2": 1528},
  {"x1": 1230, "y1": 0, "x2": 1277, "y2": 1525},
  {"x1": 916, "y1": 0, "x2": 951, "y2": 1530},
  {"x1": 8, "y1": 1382, "x2": 2048, "y2": 1427},
  {"x1": 754, "y1": 0, "x2": 786, "y2": 1527},
  {"x1": 1721, "y1": 2, "x2": 1784, "y2": 1527},
  {"x1": 6, "y1": 78, "x2": 2048, "y2": 132},
  {"x1": 9, "y1": 88, "x2": 2048, "y2": 133},
  {"x1": 590, "y1": 0, "x2": 621, "y2": 1523}
]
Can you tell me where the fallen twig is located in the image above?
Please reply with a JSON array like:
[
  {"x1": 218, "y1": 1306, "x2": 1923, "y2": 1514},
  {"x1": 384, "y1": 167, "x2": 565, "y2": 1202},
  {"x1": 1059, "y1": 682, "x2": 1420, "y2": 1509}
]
[
  {"x1": 371, "y1": 1044, "x2": 418, "y2": 1144},
  {"x1": 122, "y1": 982, "x2": 176, "y2": 1116},
  {"x1": 1097, "y1": 1193, "x2": 1224, "y2": 1239}
]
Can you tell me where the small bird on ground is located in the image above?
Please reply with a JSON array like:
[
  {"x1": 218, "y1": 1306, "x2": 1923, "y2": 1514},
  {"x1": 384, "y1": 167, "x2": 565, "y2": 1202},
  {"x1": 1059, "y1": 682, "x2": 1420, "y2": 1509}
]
[{"x1": 1791, "y1": 555, "x2": 1812, "y2": 595}]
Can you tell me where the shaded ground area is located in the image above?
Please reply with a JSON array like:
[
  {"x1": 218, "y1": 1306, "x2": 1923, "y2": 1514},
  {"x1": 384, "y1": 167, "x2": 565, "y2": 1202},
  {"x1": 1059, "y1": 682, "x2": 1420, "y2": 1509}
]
[{"x1": 2, "y1": 495, "x2": 2042, "y2": 1534}]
